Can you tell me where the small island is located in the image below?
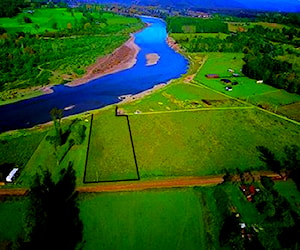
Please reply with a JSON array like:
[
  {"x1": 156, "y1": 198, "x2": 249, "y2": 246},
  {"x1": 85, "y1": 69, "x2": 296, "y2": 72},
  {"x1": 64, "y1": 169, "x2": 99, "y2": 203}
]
[{"x1": 145, "y1": 53, "x2": 160, "y2": 66}]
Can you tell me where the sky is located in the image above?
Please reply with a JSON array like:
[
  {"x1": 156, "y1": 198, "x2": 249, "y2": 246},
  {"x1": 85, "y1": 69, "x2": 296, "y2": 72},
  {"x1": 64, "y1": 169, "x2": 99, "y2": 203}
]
[{"x1": 236, "y1": 0, "x2": 300, "y2": 12}]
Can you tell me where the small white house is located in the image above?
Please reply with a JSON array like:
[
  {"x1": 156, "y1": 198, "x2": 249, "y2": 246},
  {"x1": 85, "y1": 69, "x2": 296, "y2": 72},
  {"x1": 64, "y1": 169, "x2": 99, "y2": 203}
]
[{"x1": 257, "y1": 80, "x2": 263, "y2": 84}]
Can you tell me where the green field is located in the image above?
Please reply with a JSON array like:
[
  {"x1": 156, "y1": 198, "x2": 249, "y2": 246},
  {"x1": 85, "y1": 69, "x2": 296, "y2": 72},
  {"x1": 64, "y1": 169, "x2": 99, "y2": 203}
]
[
  {"x1": 85, "y1": 111, "x2": 138, "y2": 182},
  {"x1": 127, "y1": 109, "x2": 299, "y2": 178},
  {"x1": 0, "y1": 197, "x2": 28, "y2": 243},
  {"x1": 194, "y1": 52, "x2": 300, "y2": 114},
  {"x1": 80, "y1": 189, "x2": 206, "y2": 250},
  {"x1": 121, "y1": 82, "x2": 247, "y2": 114},
  {"x1": 84, "y1": 100, "x2": 300, "y2": 181},
  {"x1": 0, "y1": 9, "x2": 141, "y2": 34},
  {"x1": 0, "y1": 8, "x2": 81, "y2": 34}
]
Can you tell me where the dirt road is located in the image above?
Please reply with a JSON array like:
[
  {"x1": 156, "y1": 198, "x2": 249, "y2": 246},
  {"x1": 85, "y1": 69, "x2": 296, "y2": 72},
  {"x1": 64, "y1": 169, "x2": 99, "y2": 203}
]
[
  {"x1": 77, "y1": 176, "x2": 224, "y2": 193},
  {"x1": 0, "y1": 171, "x2": 282, "y2": 196},
  {"x1": 0, "y1": 176, "x2": 223, "y2": 196}
]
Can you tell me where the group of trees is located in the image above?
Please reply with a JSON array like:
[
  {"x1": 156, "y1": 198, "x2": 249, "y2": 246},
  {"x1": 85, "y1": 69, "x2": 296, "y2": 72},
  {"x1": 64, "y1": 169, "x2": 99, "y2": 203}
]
[
  {"x1": 257, "y1": 145, "x2": 300, "y2": 190},
  {"x1": 20, "y1": 162, "x2": 83, "y2": 250},
  {"x1": 254, "y1": 176, "x2": 300, "y2": 249},
  {"x1": 0, "y1": 0, "x2": 27, "y2": 18},
  {"x1": 46, "y1": 109, "x2": 86, "y2": 165}
]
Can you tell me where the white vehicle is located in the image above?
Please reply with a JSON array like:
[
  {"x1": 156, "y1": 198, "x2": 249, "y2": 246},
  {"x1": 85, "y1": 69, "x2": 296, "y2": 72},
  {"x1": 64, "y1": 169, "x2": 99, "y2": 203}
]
[{"x1": 6, "y1": 168, "x2": 19, "y2": 183}]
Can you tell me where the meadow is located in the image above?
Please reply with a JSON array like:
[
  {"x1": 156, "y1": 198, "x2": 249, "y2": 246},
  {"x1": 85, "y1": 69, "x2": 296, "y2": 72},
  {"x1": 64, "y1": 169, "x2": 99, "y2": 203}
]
[
  {"x1": 0, "y1": 197, "x2": 29, "y2": 245},
  {"x1": 79, "y1": 189, "x2": 207, "y2": 250},
  {"x1": 121, "y1": 82, "x2": 247, "y2": 114},
  {"x1": 84, "y1": 112, "x2": 138, "y2": 183},
  {"x1": 0, "y1": 9, "x2": 142, "y2": 34},
  {"x1": 194, "y1": 52, "x2": 300, "y2": 118}
]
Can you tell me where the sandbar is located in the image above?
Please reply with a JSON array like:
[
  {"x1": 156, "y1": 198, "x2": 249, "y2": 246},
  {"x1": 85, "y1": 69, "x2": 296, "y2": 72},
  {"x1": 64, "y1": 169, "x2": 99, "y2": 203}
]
[
  {"x1": 146, "y1": 53, "x2": 160, "y2": 66},
  {"x1": 67, "y1": 36, "x2": 141, "y2": 87}
]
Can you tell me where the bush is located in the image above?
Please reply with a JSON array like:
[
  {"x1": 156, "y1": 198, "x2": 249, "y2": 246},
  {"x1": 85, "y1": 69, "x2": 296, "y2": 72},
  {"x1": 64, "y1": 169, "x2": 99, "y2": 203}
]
[{"x1": 23, "y1": 16, "x2": 32, "y2": 23}]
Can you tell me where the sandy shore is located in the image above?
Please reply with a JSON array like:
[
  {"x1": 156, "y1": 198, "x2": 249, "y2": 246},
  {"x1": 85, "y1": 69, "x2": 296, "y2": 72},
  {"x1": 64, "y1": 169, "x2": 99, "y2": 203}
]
[
  {"x1": 146, "y1": 53, "x2": 160, "y2": 66},
  {"x1": 166, "y1": 36, "x2": 181, "y2": 52},
  {"x1": 66, "y1": 36, "x2": 141, "y2": 87}
]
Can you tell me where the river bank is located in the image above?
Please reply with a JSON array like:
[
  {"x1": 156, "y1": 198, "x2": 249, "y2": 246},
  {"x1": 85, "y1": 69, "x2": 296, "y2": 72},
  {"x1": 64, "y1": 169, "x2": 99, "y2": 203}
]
[{"x1": 66, "y1": 36, "x2": 141, "y2": 87}]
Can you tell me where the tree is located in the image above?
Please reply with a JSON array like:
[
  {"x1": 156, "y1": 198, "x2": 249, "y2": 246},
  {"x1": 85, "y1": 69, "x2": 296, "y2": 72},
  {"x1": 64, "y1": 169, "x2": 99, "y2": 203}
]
[
  {"x1": 257, "y1": 146, "x2": 282, "y2": 177},
  {"x1": 22, "y1": 162, "x2": 83, "y2": 250},
  {"x1": 49, "y1": 108, "x2": 63, "y2": 148},
  {"x1": 70, "y1": 122, "x2": 86, "y2": 145}
]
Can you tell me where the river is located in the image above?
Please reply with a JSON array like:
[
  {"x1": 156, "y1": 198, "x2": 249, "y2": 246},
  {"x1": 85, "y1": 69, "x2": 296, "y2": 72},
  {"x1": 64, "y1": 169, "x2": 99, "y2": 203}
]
[{"x1": 0, "y1": 16, "x2": 188, "y2": 133}]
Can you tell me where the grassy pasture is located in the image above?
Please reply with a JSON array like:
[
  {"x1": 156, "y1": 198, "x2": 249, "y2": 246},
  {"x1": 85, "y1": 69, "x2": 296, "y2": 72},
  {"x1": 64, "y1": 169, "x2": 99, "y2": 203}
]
[
  {"x1": 0, "y1": 197, "x2": 28, "y2": 243},
  {"x1": 17, "y1": 117, "x2": 91, "y2": 186},
  {"x1": 80, "y1": 189, "x2": 206, "y2": 250},
  {"x1": 121, "y1": 82, "x2": 246, "y2": 114},
  {"x1": 0, "y1": 9, "x2": 141, "y2": 34},
  {"x1": 194, "y1": 52, "x2": 300, "y2": 113},
  {"x1": 127, "y1": 109, "x2": 300, "y2": 178},
  {"x1": 0, "y1": 8, "x2": 82, "y2": 34},
  {"x1": 85, "y1": 110, "x2": 138, "y2": 182}
]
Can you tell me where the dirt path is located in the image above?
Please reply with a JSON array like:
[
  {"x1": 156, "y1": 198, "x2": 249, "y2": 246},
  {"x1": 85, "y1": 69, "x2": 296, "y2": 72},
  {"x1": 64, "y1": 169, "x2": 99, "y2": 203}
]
[
  {"x1": 0, "y1": 171, "x2": 282, "y2": 196},
  {"x1": 0, "y1": 176, "x2": 223, "y2": 196},
  {"x1": 77, "y1": 176, "x2": 224, "y2": 193}
]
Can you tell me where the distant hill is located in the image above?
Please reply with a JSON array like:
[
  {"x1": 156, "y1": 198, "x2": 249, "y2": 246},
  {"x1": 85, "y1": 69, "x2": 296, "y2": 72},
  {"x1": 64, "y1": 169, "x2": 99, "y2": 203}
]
[{"x1": 68, "y1": 0, "x2": 300, "y2": 12}]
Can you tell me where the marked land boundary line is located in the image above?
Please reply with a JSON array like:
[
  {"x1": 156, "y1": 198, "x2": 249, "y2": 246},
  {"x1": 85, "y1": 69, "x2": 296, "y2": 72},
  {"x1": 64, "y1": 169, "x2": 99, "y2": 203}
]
[
  {"x1": 250, "y1": 89, "x2": 281, "y2": 97},
  {"x1": 127, "y1": 106, "x2": 254, "y2": 116}
]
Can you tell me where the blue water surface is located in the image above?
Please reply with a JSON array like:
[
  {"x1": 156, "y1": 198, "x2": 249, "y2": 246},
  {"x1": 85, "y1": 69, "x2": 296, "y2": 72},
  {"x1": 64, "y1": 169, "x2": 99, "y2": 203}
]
[{"x1": 0, "y1": 16, "x2": 188, "y2": 133}]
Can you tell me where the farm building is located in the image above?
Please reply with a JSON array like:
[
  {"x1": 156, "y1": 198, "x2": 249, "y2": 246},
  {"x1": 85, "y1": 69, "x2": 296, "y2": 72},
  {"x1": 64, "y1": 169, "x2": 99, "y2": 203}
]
[
  {"x1": 233, "y1": 73, "x2": 240, "y2": 77},
  {"x1": 205, "y1": 74, "x2": 220, "y2": 78},
  {"x1": 228, "y1": 69, "x2": 234, "y2": 73},
  {"x1": 257, "y1": 80, "x2": 263, "y2": 84}
]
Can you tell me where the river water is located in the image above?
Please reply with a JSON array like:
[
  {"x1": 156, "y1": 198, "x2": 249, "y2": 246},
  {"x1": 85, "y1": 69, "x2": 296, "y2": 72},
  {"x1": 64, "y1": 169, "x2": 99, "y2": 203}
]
[{"x1": 0, "y1": 16, "x2": 188, "y2": 133}]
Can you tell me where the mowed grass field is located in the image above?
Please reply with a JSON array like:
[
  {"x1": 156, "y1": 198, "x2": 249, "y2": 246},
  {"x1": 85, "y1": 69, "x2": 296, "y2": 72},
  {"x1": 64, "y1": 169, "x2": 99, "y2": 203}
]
[
  {"x1": 80, "y1": 189, "x2": 207, "y2": 250},
  {"x1": 128, "y1": 109, "x2": 299, "y2": 178},
  {"x1": 85, "y1": 111, "x2": 138, "y2": 182}
]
